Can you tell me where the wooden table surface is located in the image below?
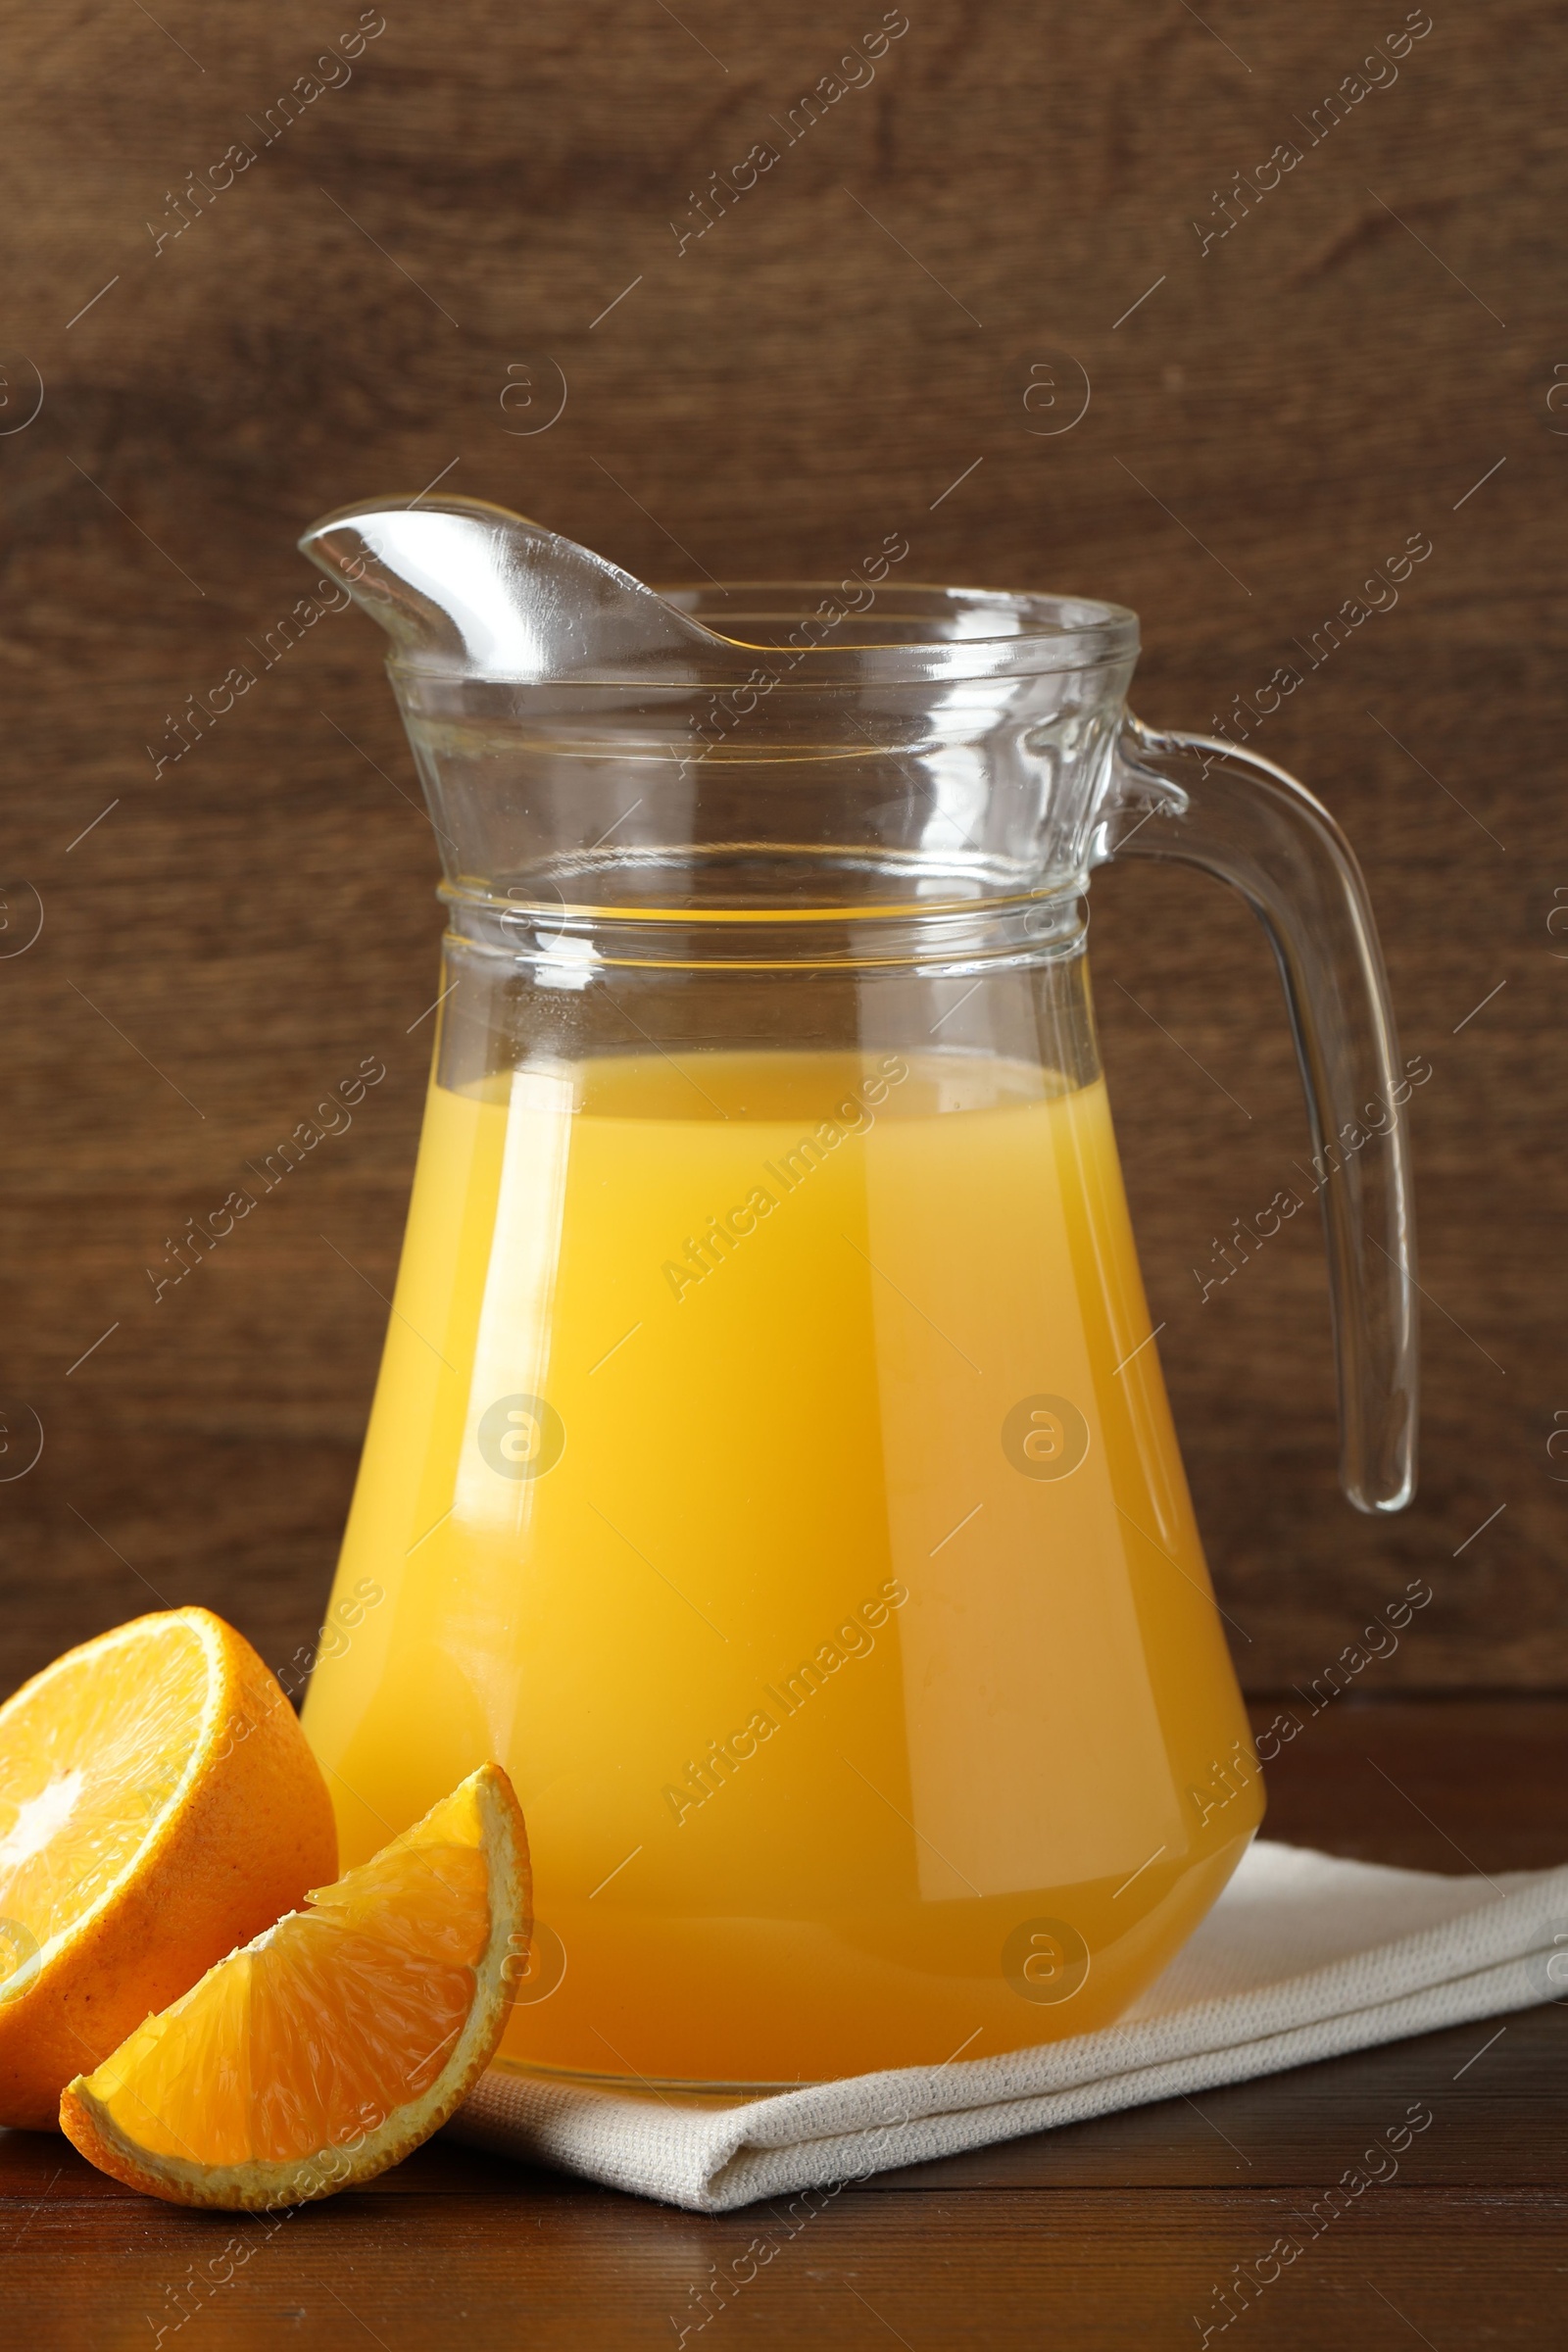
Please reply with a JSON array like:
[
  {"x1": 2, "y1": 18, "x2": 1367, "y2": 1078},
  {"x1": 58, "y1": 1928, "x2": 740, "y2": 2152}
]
[{"x1": 2, "y1": 1694, "x2": 1562, "y2": 2348}]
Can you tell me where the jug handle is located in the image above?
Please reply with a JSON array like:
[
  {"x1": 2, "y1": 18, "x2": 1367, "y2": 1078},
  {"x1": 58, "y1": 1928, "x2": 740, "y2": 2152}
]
[{"x1": 1102, "y1": 713, "x2": 1418, "y2": 1516}]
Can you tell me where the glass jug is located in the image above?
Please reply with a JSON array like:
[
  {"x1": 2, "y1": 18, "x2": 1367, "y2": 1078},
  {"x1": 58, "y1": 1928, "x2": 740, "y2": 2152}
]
[{"x1": 297, "y1": 497, "x2": 1417, "y2": 2089}]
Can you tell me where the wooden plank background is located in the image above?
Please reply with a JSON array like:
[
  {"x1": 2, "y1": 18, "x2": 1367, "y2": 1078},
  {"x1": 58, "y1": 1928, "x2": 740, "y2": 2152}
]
[{"x1": 0, "y1": 0, "x2": 1561, "y2": 1700}]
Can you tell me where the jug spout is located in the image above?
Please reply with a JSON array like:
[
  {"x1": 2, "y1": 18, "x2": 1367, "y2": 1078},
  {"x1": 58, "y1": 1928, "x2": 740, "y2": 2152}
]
[
  {"x1": 298, "y1": 495, "x2": 720, "y2": 681},
  {"x1": 299, "y1": 495, "x2": 1151, "y2": 924}
]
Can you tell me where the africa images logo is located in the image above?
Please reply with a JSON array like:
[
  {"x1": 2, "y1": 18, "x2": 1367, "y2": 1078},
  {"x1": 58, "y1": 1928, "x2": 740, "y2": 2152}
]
[
  {"x1": 1001, "y1": 1395, "x2": 1091, "y2": 1482},
  {"x1": 477, "y1": 1395, "x2": 566, "y2": 1482}
]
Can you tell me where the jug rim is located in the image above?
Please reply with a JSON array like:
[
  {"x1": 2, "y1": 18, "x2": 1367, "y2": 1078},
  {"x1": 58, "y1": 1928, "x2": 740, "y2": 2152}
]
[
  {"x1": 384, "y1": 580, "x2": 1140, "y2": 688},
  {"x1": 654, "y1": 580, "x2": 1141, "y2": 661}
]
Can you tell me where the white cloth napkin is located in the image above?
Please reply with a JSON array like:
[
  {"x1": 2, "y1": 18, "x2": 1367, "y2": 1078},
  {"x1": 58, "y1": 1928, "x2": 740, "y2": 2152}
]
[{"x1": 448, "y1": 1840, "x2": 1568, "y2": 2212}]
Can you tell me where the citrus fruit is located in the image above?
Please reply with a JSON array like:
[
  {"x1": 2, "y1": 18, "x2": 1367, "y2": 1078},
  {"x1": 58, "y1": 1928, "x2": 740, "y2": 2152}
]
[
  {"x1": 60, "y1": 1762, "x2": 528, "y2": 2207},
  {"x1": 0, "y1": 1606, "x2": 336, "y2": 2130}
]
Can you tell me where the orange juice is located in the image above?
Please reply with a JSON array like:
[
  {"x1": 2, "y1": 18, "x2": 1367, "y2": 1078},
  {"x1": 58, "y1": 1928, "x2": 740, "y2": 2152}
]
[{"x1": 302, "y1": 1047, "x2": 1260, "y2": 2084}]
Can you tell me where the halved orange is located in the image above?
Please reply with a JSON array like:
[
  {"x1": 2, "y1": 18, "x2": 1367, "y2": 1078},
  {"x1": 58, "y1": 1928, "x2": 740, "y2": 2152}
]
[
  {"x1": 0, "y1": 1607, "x2": 336, "y2": 2129},
  {"x1": 61, "y1": 1763, "x2": 528, "y2": 2208}
]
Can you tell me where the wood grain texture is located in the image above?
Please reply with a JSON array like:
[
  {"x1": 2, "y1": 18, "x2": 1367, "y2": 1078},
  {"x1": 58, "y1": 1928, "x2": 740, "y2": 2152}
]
[
  {"x1": 0, "y1": 0, "x2": 1563, "y2": 1694},
  {"x1": 1, "y1": 1698, "x2": 1561, "y2": 2346}
]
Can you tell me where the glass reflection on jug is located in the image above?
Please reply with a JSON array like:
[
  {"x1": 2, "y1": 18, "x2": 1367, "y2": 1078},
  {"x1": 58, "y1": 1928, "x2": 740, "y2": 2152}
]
[{"x1": 297, "y1": 499, "x2": 1417, "y2": 2088}]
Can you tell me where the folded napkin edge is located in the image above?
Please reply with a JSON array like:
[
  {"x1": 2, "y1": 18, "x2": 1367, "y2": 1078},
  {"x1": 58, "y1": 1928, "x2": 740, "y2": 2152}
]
[
  {"x1": 487, "y1": 1854, "x2": 1568, "y2": 2158},
  {"x1": 451, "y1": 1955, "x2": 1555, "y2": 2214}
]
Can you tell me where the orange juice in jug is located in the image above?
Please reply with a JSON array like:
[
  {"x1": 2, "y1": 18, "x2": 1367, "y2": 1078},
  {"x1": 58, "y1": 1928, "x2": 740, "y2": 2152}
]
[{"x1": 303, "y1": 1043, "x2": 1261, "y2": 2084}]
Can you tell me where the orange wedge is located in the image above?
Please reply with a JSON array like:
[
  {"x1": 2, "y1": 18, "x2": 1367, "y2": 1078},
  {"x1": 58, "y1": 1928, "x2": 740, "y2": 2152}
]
[
  {"x1": 61, "y1": 1763, "x2": 528, "y2": 2208},
  {"x1": 0, "y1": 1607, "x2": 336, "y2": 2129}
]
